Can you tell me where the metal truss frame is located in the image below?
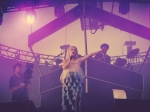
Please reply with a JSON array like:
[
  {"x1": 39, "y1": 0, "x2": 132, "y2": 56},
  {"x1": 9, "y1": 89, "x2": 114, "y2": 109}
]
[
  {"x1": 1, "y1": 0, "x2": 150, "y2": 13},
  {"x1": 0, "y1": 43, "x2": 149, "y2": 66},
  {"x1": 111, "y1": 52, "x2": 150, "y2": 65},
  {"x1": 28, "y1": 3, "x2": 150, "y2": 46},
  {"x1": 0, "y1": 44, "x2": 64, "y2": 66}
]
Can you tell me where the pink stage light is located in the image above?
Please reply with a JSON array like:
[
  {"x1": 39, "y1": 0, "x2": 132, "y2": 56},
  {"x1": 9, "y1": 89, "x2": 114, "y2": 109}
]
[{"x1": 26, "y1": 15, "x2": 36, "y2": 24}]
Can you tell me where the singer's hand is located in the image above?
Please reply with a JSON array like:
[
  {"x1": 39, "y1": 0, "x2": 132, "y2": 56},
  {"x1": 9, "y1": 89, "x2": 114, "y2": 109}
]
[
  {"x1": 69, "y1": 53, "x2": 72, "y2": 60},
  {"x1": 70, "y1": 52, "x2": 74, "y2": 60},
  {"x1": 70, "y1": 55, "x2": 72, "y2": 60}
]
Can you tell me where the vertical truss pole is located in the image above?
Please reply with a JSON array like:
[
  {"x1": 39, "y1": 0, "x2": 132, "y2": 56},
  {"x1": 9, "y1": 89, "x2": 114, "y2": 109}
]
[
  {"x1": 31, "y1": 24, "x2": 32, "y2": 33},
  {"x1": 139, "y1": 46, "x2": 150, "y2": 99},
  {"x1": 29, "y1": 46, "x2": 43, "y2": 76},
  {"x1": 83, "y1": 0, "x2": 88, "y2": 93},
  {"x1": 0, "y1": 44, "x2": 2, "y2": 55},
  {"x1": 139, "y1": 46, "x2": 150, "y2": 74},
  {"x1": 29, "y1": 46, "x2": 43, "y2": 107}
]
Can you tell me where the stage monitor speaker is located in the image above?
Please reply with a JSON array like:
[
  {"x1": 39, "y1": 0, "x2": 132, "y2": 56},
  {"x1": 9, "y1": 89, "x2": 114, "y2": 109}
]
[
  {"x1": 115, "y1": 99, "x2": 150, "y2": 112},
  {"x1": 112, "y1": 89, "x2": 127, "y2": 99},
  {"x1": 0, "y1": 100, "x2": 37, "y2": 112}
]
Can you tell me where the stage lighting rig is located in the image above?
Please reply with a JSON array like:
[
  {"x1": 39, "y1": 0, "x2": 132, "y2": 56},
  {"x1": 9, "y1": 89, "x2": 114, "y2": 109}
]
[
  {"x1": 54, "y1": 6, "x2": 65, "y2": 17},
  {"x1": 54, "y1": 0, "x2": 65, "y2": 17},
  {"x1": 25, "y1": 8, "x2": 37, "y2": 24},
  {"x1": 60, "y1": 44, "x2": 70, "y2": 58},
  {"x1": 80, "y1": 1, "x2": 105, "y2": 33},
  {"x1": 119, "y1": 2, "x2": 130, "y2": 15},
  {"x1": 124, "y1": 41, "x2": 136, "y2": 54}
]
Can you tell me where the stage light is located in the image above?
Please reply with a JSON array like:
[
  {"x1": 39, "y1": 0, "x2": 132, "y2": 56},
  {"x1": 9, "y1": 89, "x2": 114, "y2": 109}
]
[
  {"x1": 54, "y1": 5, "x2": 65, "y2": 17},
  {"x1": 25, "y1": 9, "x2": 36, "y2": 24},
  {"x1": 119, "y1": 2, "x2": 130, "y2": 15},
  {"x1": 54, "y1": 0, "x2": 65, "y2": 17},
  {"x1": 26, "y1": 15, "x2": 36, "y2": 24},
  {"x1": 0, "y1": 8, "x2": 3, "y2": 25}
]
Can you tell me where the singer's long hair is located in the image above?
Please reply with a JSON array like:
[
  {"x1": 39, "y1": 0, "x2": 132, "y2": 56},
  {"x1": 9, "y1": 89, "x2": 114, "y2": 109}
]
[{"x1": 66, "y1": 46, "x2": 78, "y2": 59}]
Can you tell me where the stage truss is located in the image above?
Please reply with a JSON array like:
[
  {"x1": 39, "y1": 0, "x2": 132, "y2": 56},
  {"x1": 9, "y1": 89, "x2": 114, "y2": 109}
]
[
  {"x1": 0, "y1": 44, "x2": 64, "y2": 66},
  {"x1": 1, "y1": 0, "x2": 150, "y2": 13},
  {"x1": 0, "y1": 43, "x2": 150, "y2": 66}
]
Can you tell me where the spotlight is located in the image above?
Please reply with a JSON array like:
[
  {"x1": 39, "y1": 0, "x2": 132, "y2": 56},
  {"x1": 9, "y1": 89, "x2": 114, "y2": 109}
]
[
  {"x1": 25, "y1": 9, "x2": 36, "y2": 24},
  {"x1": 26, "y1": 15, "x2": 36, "y2": 24},
  {"x1": 0, "y1": 7, "x2": 3, "y2": 25},
  {"x1": 54, "y1": 5, "x2": 65, "y2": 17},
  {"x1": 119, "y1": 2, "x2": 130, "y2": 15},
  {"x1": 54, "y1": 0, "x2": 65, "y2": 17},
  {"x1": 60, "y1": 45, "x2": 70, "y2": 50}
]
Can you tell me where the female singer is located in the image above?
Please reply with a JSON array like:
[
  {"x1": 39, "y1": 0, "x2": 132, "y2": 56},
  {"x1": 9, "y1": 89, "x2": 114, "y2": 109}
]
[{"x1": 60, "y1": 46, "x2": 106, "y2": 112}]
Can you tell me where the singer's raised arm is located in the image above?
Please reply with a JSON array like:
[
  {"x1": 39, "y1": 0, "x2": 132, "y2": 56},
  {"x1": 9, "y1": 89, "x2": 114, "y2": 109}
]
[
  {"x1": 62, "y1": 59, "x2": 71, "y2": 70},
  {"x1": 77, "y1": 50, "x2": 101, "y2": 63},
  {"x1": 77, "y1": 47, "x2": 107, "y2": 63}
]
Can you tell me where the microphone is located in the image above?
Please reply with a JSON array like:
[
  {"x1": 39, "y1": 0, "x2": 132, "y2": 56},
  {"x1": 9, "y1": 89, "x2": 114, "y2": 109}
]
[
  {"x1": 70, "y1": 52, "x2": 74, "y2": 60},
  {"x1": 70, "y1": 56, "x2": 73, "y2": 60}
]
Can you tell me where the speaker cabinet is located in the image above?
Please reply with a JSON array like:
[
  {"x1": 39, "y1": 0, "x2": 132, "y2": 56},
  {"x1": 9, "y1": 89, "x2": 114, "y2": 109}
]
[{"x1": 115, "y1": 99, "x2": 150, "y2": 112}]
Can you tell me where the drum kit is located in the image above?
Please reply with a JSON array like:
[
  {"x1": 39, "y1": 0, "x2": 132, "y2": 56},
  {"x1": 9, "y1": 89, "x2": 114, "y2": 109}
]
[
  {"x1": 126, "y1": 48, "x2": 140, "y2": 70},
  {"x1": 114, "y1": 48, "x2": 140, "y2": 70},
  {"x1": 126, "y1": 48, "x2": 140, "y2": 59}
]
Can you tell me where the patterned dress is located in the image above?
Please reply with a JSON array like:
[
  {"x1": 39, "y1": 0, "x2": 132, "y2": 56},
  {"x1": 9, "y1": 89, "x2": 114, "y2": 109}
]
[{"x1": 60, "y1": 60, "x2": 84, "y2": 112}]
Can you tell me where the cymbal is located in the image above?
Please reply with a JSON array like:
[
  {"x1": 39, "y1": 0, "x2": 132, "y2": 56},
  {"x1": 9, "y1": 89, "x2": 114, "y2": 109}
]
[{"x1": 127, "y1": 48, "x2": 140, "y2": 58}]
